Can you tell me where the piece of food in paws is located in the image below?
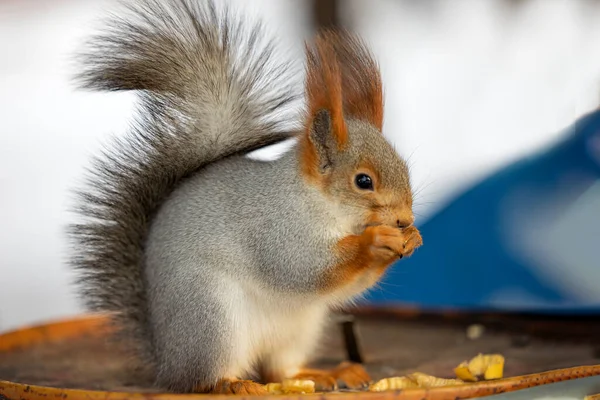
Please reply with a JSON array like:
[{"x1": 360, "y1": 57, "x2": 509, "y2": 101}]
[{"x1": 455, "y1": 353, "x2": 505, "y2": 381}]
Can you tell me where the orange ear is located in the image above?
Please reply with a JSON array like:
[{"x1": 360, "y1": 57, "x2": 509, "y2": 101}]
[
  {"x1": 305, "y1": 31, "x2": 384, "y2": 138},
  {"x1": 305, "y1": 33, "x2": 348, "y2": 148},
  {"x1": 301, "y1": 31, "x2": 384, "y2": 183},
  {"x1": 330, "y1": 32, "x2": 384, "y2": 131}
]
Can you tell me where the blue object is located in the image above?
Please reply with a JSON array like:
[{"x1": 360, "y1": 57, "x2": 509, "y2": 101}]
[{"x1": 365, "y1": 109, "x2": 600, "y2": 314}]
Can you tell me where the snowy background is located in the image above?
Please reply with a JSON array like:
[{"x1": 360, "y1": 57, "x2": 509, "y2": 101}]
[{"x1": 2, "y1": 0, "x2": 600, "y2": 332}]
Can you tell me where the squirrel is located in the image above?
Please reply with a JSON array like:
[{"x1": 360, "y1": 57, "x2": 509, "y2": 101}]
[{"x1": 69, "y1": 0, "x2": 423, "y2": 395}]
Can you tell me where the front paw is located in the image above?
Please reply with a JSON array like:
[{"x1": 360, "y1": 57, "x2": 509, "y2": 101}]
[
  {"x1": 363, "y1": 224, "x2": 422, "y2": 266},
  {"x1": 400, "y1": 226, "x2": 422, "y2": 257},
  {"x1": 364, "y1": 225, "x2": 404, "y2": 266}
]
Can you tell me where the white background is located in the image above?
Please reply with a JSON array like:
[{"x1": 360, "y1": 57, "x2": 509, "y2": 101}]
[{"x1": 2, "y1": 0, "x2": 600, "y2": 332}]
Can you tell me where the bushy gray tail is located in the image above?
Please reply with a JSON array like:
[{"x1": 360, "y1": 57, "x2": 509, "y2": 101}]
[{"x1": 69, "y1": 0, "x2": 299, "y2": 367}]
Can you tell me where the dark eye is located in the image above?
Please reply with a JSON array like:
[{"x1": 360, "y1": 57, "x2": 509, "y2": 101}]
[{"x1": 355, "y1": 173, "x2": 374, "y2": 190}]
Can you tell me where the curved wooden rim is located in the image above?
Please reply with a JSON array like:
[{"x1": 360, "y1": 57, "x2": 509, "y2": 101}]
[
  {"x1": 0, "y1": 313, "x2": 110, "y2": 352},
  {"x1": 2, "y1": 314, "x2": 600, "y2": 400}
]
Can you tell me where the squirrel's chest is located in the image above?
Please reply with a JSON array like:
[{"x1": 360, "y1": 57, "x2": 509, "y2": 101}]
[
  {"x1": 322, "y1": 204, "x2": 361, "y2": 242},
  {"x1": 237, "y1": 287, "x2": 328, "y2": 353}
]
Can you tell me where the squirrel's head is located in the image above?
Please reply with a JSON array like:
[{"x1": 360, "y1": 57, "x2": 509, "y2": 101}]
[{"x1": 299, "y1": 31, "x2": 414, "y2": 231}]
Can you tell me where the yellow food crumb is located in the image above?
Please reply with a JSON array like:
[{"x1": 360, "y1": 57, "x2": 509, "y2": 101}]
[
  {"x1": 466, "y1": 324, "x2": 485, "y2": 340},
  {"x1": 369, "y1": 373, "x2": 463, "y2": 392},
  {"x1": 264, "y1": 383, "x2": 283, "y2": 394},
  {"x1": 454, "y1": 363, "x2": 477, "y2": 382},
  {"x1": 409, "y1": 372, "x2": 464, "y2": 388},
  {"x1": 282, "y1": 379, "x2": 315, "y2": 394},
  {"x1": 454, "y1": 353, "x2": 505, "y2": 382},
  {"x1": 369, "y1": 376, "x2": 418, "y2": 391},
  {"x1": 266, "y1": 353, "x2": 505, "y2": 394},
  {"x1": 264, "y1": 379, "x2": 316, "y2": 394}
]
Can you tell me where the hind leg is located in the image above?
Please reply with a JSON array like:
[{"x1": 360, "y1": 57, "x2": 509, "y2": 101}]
[
  {"x1": 293, "y1": 362, "x2": 371, "y2": 391},
  {"x1": 258, "y1": 307, "x2": 370, "y2": 391},
  {"x1": 261, "y1": 336, "x2": 371, "y2": 392},
  {"x1": 153, "y1": 302, "x2": 267, "y2": 395},
  {"x1": 258, "y1": 306, "x2": 327, "y2": 383},
  {"x1": 147, "y1": 265, "x2": 266, "y2": 394},
  {"x1": 208, "y1": 378, "x2": 267, "y2": 395},
  {"x1": 257, "y1": 310, "x2": 370, "y2": 391}
]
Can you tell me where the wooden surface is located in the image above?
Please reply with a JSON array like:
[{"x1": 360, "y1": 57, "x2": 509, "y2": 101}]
[{"x1": 1, "y1": 313, "x2": 600, "y2": 399}]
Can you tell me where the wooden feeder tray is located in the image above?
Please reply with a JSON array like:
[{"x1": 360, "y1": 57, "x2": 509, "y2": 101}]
[{"x1": 1, "y1": 308, "x2": 600, "y2": 399}]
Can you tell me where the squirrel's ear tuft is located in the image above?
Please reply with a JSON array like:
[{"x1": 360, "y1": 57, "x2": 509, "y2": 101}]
[
  {"x1": 305, "y1": 33, "x2": 348, "y2": 149},
  {"x1": 332, "y1": 31, "x2": 384, "y2": 131},
  {"x1": 301, "y1": 30, "x2": 384, "y2": 182},
  {"x1": 305, "y1": 31, "x2": 384, "y2": 136}
]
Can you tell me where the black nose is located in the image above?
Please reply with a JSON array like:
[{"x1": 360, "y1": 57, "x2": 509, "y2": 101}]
[{"x1": 397, "y1": 219, "x2": 411, "y2": 229}]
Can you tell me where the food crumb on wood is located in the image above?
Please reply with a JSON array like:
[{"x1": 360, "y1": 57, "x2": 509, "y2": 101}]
[
  {"x1": 369, "y1": 353, "x2": 505, "y2": 392},
  {"x1": 454, "y1": 353, "x2": 505, "y2": 382},
  {"x1": 264, "y1": 379, "x2": 315, "y2": 394},
  {"x1": 466, "y1": 324, "x2": 485, "y2": 340},
  {"x1": 266, "y1": 353, "x2": 505, "y2": 394},
  {"x1": 369, "y1": 373, "x2": 464, "y2": 391}
]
